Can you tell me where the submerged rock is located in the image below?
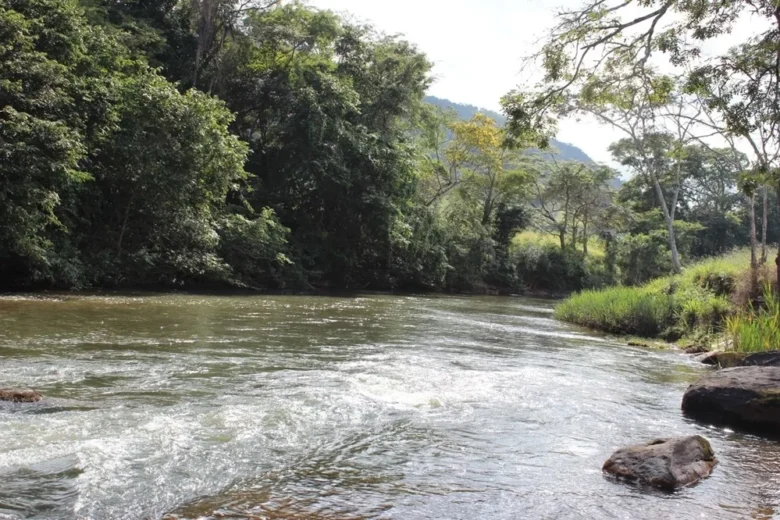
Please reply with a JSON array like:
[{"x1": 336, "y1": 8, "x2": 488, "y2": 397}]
[
  {"x1": 602, "y1": 436, "x2": 716, "y2": 490},
  {"x1": 0, "y1": 388, "x2": 43, "y2": 403},
  {"x1": 684, "y1": 344, "x2": 710, "y2": 355},
  {"x1": 682, "y1": 366, "x2": 780, "y2": 432}
]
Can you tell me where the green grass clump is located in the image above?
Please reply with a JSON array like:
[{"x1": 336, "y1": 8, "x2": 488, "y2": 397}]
[
  {"x1": 726, "y1": 285, "x2": 780, "y2": 352},
  {"x1": 555, "y1": 251, "x2": 750, "y2": 339},
  {"x1": 555, "y1": 287, "x2": 676, "y2": 337}
]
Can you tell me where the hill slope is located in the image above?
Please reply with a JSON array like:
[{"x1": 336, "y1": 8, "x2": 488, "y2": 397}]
[{"x1": 425, "y1": 96, "x2": 594, "y2": 164}]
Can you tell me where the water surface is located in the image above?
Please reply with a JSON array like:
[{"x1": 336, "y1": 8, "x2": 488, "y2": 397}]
[{"x1": 0, "y1": 294, "x2": 778, "y2": 519}]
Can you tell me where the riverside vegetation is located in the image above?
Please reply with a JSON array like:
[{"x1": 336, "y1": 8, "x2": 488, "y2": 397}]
[
  {"x1": 2, "y1": 0, "x2": 778, "y2": 300},
  {"x1": 556, "y1": 251, "x2": 780, "y2": 351},
  {"x1": 500, "y1": 0, "x2": 780, "y2": 355}
]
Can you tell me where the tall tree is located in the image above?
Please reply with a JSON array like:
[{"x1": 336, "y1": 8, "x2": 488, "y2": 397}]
[{"x1": 502, "y1": 0, "x2": 780, "y2": 282}]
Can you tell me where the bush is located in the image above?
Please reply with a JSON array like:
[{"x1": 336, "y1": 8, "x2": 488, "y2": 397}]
[{"x1": 515, "y1": 243, "x2": 590, "y2": 292}]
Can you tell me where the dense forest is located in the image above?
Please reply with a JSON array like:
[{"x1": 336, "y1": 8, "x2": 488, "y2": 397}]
[{"x1": 0, "y1": 0, "x2": 774, "y2": 294}]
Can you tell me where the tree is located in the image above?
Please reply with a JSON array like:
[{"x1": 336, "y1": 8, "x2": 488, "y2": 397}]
[
  {"x1": 502, "y1": 0, "x2": 780, "y2": 282},
  {"x1": 200, "y1": 4, "x2": 432, "y2": 288},
  {"x1": 0, "y1": 0, "x2": 106, "y2": 284},
  {"x1": 529, "y1": 159, "x2": 614, "y2": 251},
  {"x1": 0, "y1": 0, "x2": 290, "y2": 289},
  {"x1": 446, "y1": 114, "x2": 530, "y2": 226}
]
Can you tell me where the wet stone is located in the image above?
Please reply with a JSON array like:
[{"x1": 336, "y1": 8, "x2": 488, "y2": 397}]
[
  {"x1": 602, "y1": 436, "x2": 717, "y2": 490},
  {"x1": 0, "y1": 388, "x2": 43, "y2": 403}
]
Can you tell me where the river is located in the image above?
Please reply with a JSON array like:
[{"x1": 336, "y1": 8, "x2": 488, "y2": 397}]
[{"x1": 0, "y1": 294, "x2": 778, "y2": 519}]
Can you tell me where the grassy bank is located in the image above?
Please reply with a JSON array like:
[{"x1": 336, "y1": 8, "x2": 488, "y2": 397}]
[{"x1": 554, "y1": 251, "x2": 772, "y2": 346}]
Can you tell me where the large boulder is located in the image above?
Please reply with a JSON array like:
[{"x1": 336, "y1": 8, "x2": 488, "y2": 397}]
[
  {"x1": 741, "y1": 351, "x2": 780, "y2": 367},
  {"x1": 602, "y1": 436, "x2": 717, "y2": 490},
  {"x1": 0, "y1": 388, "x2": 42, "y2": 403},
  {"x1": 698, "y1": 351, "x2": 746, "y2": 368},
  {"x1": 682, "y1": 366, "x2": 780, "y2": 432}
]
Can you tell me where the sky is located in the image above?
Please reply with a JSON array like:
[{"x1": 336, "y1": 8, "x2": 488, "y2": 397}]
[{"x1": 307, "y1": 0, "x2": 762, "y2": 167}]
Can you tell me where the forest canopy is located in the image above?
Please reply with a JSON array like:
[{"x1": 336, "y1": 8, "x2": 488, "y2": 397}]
[{"x1": 1, "y1": 0, "x2": 772, "y2": 294}]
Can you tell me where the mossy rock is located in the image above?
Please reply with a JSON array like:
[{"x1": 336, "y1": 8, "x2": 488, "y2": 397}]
[{"x1": 602, "y1": 436, "x2": 717, "y2": 490}]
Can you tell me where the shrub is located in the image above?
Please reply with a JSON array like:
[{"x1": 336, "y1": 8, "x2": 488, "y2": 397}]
[{"x1": 515, "y1": 243, "x2": 590, "y2": 292}]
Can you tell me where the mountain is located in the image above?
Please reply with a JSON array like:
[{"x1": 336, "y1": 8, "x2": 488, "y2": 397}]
[{"x1": 424, "y1": 96, "x2": 595, "y2": 164}]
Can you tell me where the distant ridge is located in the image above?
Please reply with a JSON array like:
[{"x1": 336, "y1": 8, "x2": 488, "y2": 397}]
[{"x1": 424, "y1": 96, "x2": 595, "y2": 164}]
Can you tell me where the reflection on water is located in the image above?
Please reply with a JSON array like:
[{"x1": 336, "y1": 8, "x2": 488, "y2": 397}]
[{"x1": 0, "y1": 293, "x2": 779, "y2": 519}]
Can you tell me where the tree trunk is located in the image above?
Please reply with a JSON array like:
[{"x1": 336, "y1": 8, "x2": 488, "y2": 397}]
[
  {"x1": 650, "y1": 173, "x2": 682, "y2": 273},
  {"x1": 749, "y1": 194, "x2": 759, "y2": 291},
  {"x1": 193, "y1": 0, "x2": 219, "y2": 88},
  {"x1": 559, "y1": 230, "x2": 566, "y2": 249},
  {"x1": 761, "y1": 186, "x2": 768, "y2": 265},
  {"x1": 571, "y1": 222, "x2": 578, "y2": 251},
  {"x1": 583, "y1": 219, "x2": 589, "y2": 256},
  {"x1": 776, "y1": 181, "x2": 780, "y2": 292}
]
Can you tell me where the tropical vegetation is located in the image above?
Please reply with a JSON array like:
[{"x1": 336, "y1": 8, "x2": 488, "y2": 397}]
[{"x1": 2, "y1": 0, "x2": 779, "y2": 332}]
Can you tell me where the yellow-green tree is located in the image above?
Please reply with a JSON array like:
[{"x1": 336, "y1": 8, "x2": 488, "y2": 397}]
[{"x1": 445, "y1": 114, "x2": 530, "y2": 225}]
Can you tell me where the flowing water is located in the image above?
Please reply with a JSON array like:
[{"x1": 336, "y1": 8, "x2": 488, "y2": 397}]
[{"x1": 0, "y1": 293, "x2": 779, "y2": 520}]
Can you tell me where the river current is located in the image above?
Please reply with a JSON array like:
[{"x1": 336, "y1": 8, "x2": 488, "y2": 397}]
[{"x1": 0, "y1": 294, "x2": 778, "y2": 519}]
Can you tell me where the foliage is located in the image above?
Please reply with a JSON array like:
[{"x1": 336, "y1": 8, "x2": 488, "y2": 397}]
[
  {"x1": 727, "y1": 286, "x2": 780, "y2": 353},
  {"x1": 528, "y1": 159, "x2": 615, "y2": 250},
  {"x1": 556, "y1": 251, "x2": 752, "y2": 339},
  {"x1": 514, "y1": 242, "x2": 607, "y2": 293},
  {"x1": 501, "y1": 0, "x2": 780, "y2": 290},
  {"x1": 5, "y1": 0, "x2": 772, "y2": 298}
]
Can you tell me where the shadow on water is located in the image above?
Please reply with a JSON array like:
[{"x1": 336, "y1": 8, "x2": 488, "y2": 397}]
[{"x1": 0, "y1": 457, "x2": 82, "y2": 519}]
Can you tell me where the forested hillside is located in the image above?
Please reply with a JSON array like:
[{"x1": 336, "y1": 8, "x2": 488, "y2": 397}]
[
  {"x1": 0, "y1": 0, "x2": 533, "y2": 292},
  {"x1": 425, "y1": 96, "x2": 594, "y2": 163},
  {"x1": 1, "y1": 0, "x2": 771, "y2": 296}
]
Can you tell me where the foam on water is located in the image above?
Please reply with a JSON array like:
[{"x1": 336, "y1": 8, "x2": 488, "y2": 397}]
[{"x1": 1, "y1": 294, "x2": 779, "y2": 519}]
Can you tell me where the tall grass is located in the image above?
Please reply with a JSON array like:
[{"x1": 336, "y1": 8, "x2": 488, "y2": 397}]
[
  {"x1": 555, "y1": 287, "x2": 677, "y2": 337},
  {"x1": 726, "y1": 285, "x2": 780, "y2": 352},
  {"x1": 555, "y1": 251, "x2": 750, "y2": 339}
]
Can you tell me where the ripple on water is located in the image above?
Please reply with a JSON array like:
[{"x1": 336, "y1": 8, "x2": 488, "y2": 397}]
[{"x1": 0, "y1": 294, "x2": 779, "y2": 519}]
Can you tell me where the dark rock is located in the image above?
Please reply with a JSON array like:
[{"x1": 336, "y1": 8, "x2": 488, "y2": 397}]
[
  {"x1": 0, "y1": 388, "x2": 43, "y2": 403},
  {"x1": 682, "y1": 366, "x2": 780, "y2": 433},
  {"x1": 741, "y1": 351, "x2": 780, "y2": 367},
  {"x1": 699, "y1": 351, "x2": 746, "y2": 368},
  {"x1": 684, "y1": 344, "x2": 709, "y2": 355},
  {"x1": 602, "y1": 436, "x2": 717, "y2": 490}
]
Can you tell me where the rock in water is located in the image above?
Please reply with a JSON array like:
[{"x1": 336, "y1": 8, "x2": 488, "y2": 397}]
[
  {"x1": 741, "y1": 351, "x2": 780, "y2": 367},
  {"x1": 602, "y1": 436, "x2": 717, "y2": 490},
  {"x1": 682, "y1": 366, "x2": 780, "y2": 432},
  {"x1": 698, "y1": 351, "x2": 746, "y2": 368},
  {"x1": 0, "y1": 388, "x2": 43, "y2": 403}
]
